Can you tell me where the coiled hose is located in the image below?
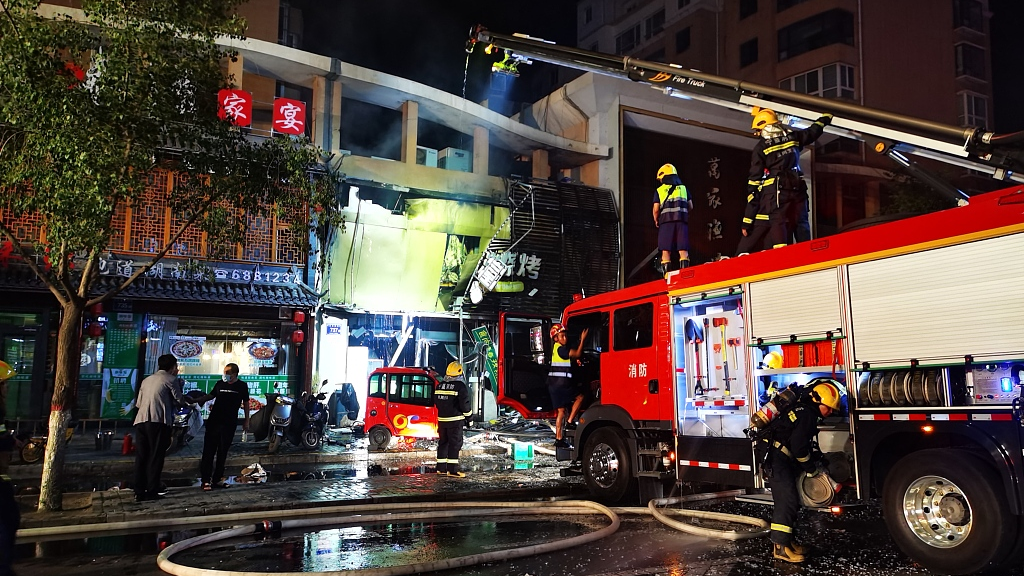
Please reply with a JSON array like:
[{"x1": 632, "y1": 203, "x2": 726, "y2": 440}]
[
  {"x1": 157, "y1": 500, "x2": 619, "y2": 576},
  {"x1": 647, "y1": 496, "x2": 769, "y2": 540}
]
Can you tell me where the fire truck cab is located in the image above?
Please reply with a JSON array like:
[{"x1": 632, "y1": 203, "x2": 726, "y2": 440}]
[{"x1": 497, "y1": 186, "x2": 1024, "y2": 574}]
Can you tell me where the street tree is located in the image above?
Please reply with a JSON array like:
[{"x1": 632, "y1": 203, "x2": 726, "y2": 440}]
[{"x1": 0, "y1": 0, "x2": 338, "y2": 510}]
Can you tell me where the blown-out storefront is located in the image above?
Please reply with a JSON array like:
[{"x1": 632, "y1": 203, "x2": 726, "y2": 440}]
[{"x1": 0, "y1": 255, "x2": 317, "y2": 428}]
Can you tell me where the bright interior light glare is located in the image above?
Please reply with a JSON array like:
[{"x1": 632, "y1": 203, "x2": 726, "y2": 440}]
[
  {"x1": 921, "y1": 425, "x2": 934, "y2": 433},
  {"x1": 830, "y1": 506, "x2": 842, "y2": 514}
]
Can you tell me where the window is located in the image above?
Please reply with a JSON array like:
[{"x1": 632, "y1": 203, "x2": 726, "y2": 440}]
[
  {"x1": 393, "y1": 373, "x2": 434, "y2": 407},
  {"x1": 585, "y1": 6, "x2": 593, "y2": 24},
  {"x1": 958, "y1": 92, "x2": 988, "y2": 127},
  {"x1": 740, "y1": 38, "x2": 759, "y2": 67},
  {"x1": 777, "y1": 0, "x2": 810, "y2": 11},
  {"x1": 777, "y1": 9, "x2": 855, "y2": 61},
  {"x1": 645, "y1": 9, "x2": 666, "y2": 39},
  {"x1": 780, "y1": 63, "x2": 855, "y2": 99},
  {"x1": 955, "y1": 43, "x2": 986, "y2": 79},
  {"x1": 567, "y1": 312, "x2": 610, "y2": 353},
  {"x1": 678, "y1": 0, "x2": 691, "y2": 8},
  {"x1": 616, "y1": 23, "x2": 641, "y2": 54},
  {"x1": 676, "y1": 27, "x2": 691, "y2": 53},
  {"x1": 740, "y1": 0, "x2": 758, "y2": 19},
  {"x1": 953, "y1": 0, "x2": 984, "y2": 31},
  {"x1": 369, "y1": 373, "x2": 387, "y2": 398},
  {"x1": 613, "y1": 303, "x2": 653, "y2": 351}
]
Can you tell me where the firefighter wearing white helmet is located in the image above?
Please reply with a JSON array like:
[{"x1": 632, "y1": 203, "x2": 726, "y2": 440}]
[
  {"x1": 434, "y1": 362, "x2": 471, "y2": 477},
  {"x1": 652, "y1": 163, "x2": 693, "y2": 277},
  {"x1": 765, "y1": 377, "x2": 846, "y2": 563},
  {"x1": 737, "y1": 107, "x2": 832, "y2": 256}
]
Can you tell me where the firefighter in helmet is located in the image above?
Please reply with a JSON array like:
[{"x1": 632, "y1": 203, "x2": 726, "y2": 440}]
[
  {"x1": 547, "y1": 323, "x2": 589, "y2": 448},
  {"x1": 434, "y1": 362, "x2": 471, "y2": 477},
  {"x1": 653, "y1": 163, "x2": 693, "y2": 277},
  {"x1": 737, "y1": 108, "x2": 831, "y2": 256},
  {"x1": 766, "y1": 377, "x2": 845, "y2": 563}
]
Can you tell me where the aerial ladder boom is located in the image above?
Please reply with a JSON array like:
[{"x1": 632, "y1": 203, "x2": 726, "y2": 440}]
[{"x1": 470, "y1": 26, "x2": 1024, "y2": 192}]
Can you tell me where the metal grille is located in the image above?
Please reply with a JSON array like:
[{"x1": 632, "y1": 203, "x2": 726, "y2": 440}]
[
  {"x1": 471, "y1": 179, "x2": 619, "y2": 318},
  {"x1": 130, "y1": 171, "x2": 169, "y2": 253},
  {"x1": 1, "y1": 207, "x2": 44, "y2": 244},
  {"x1": 275, "y1": 209, "x2": 306, "y2": 265}
]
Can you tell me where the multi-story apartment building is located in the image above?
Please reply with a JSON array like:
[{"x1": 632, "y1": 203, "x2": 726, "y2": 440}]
[{"x1": 578, "y1": 0, "x2": 994, "y2": 234}]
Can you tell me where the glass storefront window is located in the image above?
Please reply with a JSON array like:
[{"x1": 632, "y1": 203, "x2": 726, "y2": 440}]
[{"x1": 143, "y1": 315, "x2": 295, "y2": 418}]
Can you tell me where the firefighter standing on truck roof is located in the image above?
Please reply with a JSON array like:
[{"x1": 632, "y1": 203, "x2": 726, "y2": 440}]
[
  {"x1": 548, "y1": 324, "x2": 589, "y2": 449},
  {"x1": 736, "y1": 108, "x2": 831, "y2": 256},
  {"x1": 766, "y1": 378, "x2": 846, "y2": 563},
  {"x1": 435, "y1": 362, "x2": 471, "y2": 478},
  {"x1": 652, "y1": 163, "x2": 693, "y2": 277}
]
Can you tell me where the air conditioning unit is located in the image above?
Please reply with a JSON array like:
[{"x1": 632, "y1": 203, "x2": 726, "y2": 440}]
[
  {"x1": 439, "y1": 147, "x2": 471, "y2": 172},
  {"x1": 416, "y1": 146, "x2": 438, "y2": 168}
]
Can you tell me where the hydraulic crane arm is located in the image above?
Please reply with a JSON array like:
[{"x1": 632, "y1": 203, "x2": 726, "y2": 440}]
[{"x1": 470, "y1": 26, "x2": 1024, "y2": 187}]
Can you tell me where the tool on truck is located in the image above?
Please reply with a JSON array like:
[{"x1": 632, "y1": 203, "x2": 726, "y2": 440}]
[{"x1": 475, "y1": 25, "x2": 1024, "y2": 575}]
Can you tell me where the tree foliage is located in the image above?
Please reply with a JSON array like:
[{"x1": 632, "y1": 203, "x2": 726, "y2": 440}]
[{"x1": 0, "y1": 0, "x2": 340, "y2": 510}]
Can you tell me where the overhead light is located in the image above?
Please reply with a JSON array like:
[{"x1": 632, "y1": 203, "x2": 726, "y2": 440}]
[{"x1": 469, "y1": 281, "x2": 485, "y2": 304}]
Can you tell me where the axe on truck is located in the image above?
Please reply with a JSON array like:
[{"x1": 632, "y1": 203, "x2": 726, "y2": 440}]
[{"x1": 712, "y1": 317, "x2": 731, "y2": 395}]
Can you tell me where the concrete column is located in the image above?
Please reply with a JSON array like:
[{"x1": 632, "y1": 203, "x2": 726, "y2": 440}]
[
  {"x1": 312, "y1": 76, "x2": 327, "y2": 149},
  {"x1": 228, "y1": 53, "x2": 244, "y2": 89},
  {"x1": 531, "y1": 149, "x2": 550, "y2": 180},
  {"x1": 330, "y1": 79, "x2": 342, "y2": 153},
  {"x1": 401, "y1": 100, "x2": 418, "y2": 164},
  {"x1": 472, "y1": 126, "x2": 489, "y2": 175}
]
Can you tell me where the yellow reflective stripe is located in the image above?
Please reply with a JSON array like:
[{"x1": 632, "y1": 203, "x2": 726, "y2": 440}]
[
  {"x1": 814, "y1": 121, "x2": 825, "y2": 127},
  {"x1": 789, "y1": 411, "x2": 798, "y2": 421},
  {"x1": 742, "y1": 217, "x2": 753, "y2": 224},
  {"x1": 772, "y1": 441, "x2": 793, "y2": 458},
  {"x1": 771, "y1": 523, "x2": 792, "y2": 533},
  {"x1": 796, "y1": 455, "x2": 810, "y2": 463},
  {"x1": 0, "y1": 474, "x2": 10, "y2": 482},
  {"x1": 438, "y1": 415, "x2": 465, "y2": 422},
  {"x1": 755, "y1": 214, "x2": 770, "y2": 220},
  {"x1": 434, "y1": 390, "x2": 458, "y2": 396},
  {"x1": 747, "y1": 193, "x2": 754, "y2": 202},
  {"x1": 762, "y1": 178, "x2": 776, "y2": 185},
  {"x1": 773, "y1": 244, "x2": 787, "y2": 248},
  {"x1": 763, "y1": 140, "x2": 798, "y2": 155},
  {"x1": 462, "y1": 412, "x2": 472, "y2": 417},
  {"x1": 747, "y1": 180, "x2": 761, "y2": 186}
]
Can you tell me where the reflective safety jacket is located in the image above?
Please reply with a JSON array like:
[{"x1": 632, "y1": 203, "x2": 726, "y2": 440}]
[
  {"x1": 742, "y1": 115, "x2": 831, "y2": 227},
  {"x1": 655, "y1": 174, "x2": 691, "y2": 224},
  {"x1": 770, "y1": 400, "x2": 821, "y2": 473},
  {"x1": 434, "y1": 377, "x2": 471, "y2": 426}
]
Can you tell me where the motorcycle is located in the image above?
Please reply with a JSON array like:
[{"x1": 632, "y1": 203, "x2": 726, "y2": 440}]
[
  {"x1": 20, "y1": 421, "x2": 76, "y2": 464},
  {"x1": 265, "y1": 381, "x2": 329, "y2": 453},
  {"x1": 167, "y1": 390, "x2": 204, "y2": 454}
]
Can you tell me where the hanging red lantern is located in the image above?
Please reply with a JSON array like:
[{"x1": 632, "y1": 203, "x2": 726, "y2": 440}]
[
  {"x1": 89, "y1": 303, "x2": 103, "y2": 316},
  {"x1": 87, "y1": 323, "x2": 103, "y2": 338},
  {"x1": 291, "y1": 329, "x2": 305, "y2": 345},
  {"x1": 292, "y1": 310, "x2": 306, "y2": 324}
]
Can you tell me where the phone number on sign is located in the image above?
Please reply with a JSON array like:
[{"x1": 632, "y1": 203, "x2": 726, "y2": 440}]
[{"x1": 214, "y1": 269, "x2": 294, "y2": 284}]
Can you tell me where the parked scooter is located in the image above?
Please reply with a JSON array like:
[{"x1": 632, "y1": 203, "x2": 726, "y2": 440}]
[
  {"x1": 265, "y1": 381, "x2": 329, "y2": 453},
  {"x1": 168, "y1": 389, "x2": 204, "y2": 453}
]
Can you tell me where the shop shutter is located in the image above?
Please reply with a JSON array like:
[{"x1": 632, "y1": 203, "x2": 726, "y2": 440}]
[
  {"x1": 848, "y1": 232, "x2": 1024, "y2": 367},
  {"x1": 748, "y1": 268, "x2": 842, "y2": 344}
]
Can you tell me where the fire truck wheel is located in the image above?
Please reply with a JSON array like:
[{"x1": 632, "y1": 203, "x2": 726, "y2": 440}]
[
  {"x1": 882, "y1": 449, "x2": 1013, "y2": 574},
  {"x1": 368, "y1": 426, "x2": 392, "y2": 452},
  {"x1": 582, "y1": 427, "x2": 633, "y2": 503}
]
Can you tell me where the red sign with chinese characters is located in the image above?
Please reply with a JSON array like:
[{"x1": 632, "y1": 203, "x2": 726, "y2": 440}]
[
  {"x1": 217, "y1": 89, "x2": 252, "y2": 127},
  {"x1": 272, "y1": 97, "x2": 306, "y2": 135}
]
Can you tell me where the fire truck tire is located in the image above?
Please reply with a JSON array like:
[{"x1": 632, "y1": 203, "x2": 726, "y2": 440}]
[
  {"x1": 368, "y1": 426, "x2": 392, "y2": 452},
  {"x1": 882, "y1": 449, "x2": 1013, "y2": 575},
  {"x1": 582, "y1": 427, "x2": 634, "y2": 503}
]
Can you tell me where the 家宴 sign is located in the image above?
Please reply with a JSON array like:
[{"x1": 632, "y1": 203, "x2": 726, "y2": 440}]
[
  {"x1": 272, "y1": 98, "x2": 306, "y2": 135},
  {"x1": 217, "y1": 89, "x2": 252, "y2": 127}
]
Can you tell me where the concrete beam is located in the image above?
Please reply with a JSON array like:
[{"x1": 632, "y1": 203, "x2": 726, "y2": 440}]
[
  {"x1": 532, "y1": 149, "x2": 550, "y2": 180},
  {"x1": 341, "y1": 155, "x2": 506, "y2": 205},
  {"x1": 473, "y1": 126, "x2": 488, "y2": 176},
  {"x1": 401, "y1": 101, "x2": 418, "y2": 164},
  {"x1": 228, "y1": 53, "x2": 244, "y2": 89}
]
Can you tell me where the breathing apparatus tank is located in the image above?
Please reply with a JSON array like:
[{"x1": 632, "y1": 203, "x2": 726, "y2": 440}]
[{"x1": 749, "y1": 385, "x2": 800, "y2": 431}]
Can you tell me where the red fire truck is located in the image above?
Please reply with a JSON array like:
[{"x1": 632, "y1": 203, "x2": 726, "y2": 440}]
[{"x1": 477, "y1": 28, "x2": 1024, "y2": 574}]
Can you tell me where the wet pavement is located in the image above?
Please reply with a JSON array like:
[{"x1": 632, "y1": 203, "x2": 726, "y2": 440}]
[{"x1": 14, "y1": 498, "x2": 1024, "y2": 576}]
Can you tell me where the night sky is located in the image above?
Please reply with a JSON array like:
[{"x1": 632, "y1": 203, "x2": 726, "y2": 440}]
[{"x1": 293, "y1": 0, "x2": 1024, "y2": 157}]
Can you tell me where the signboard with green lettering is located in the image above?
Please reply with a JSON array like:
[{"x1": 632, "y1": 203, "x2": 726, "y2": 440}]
[
  {"x1": 471, "y1": 326, "x2": 499, "y2": 382},
  {"x1": 100, "y1": 313, "x2": 143, "y2": 419}
]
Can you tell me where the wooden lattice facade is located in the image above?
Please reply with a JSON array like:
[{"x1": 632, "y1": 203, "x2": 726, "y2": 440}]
[{"x1": 0, "y1": 168, "x2": 306, "y2": 266}]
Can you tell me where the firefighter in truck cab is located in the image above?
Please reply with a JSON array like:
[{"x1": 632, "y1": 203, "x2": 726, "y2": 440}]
[
  {"x1": 763, "y1": 378, "x2": 846, "y2": 564},
  {"x1": 548, "y1": 324, "x2": 589, "y2": 449},
  {"x1": 434, "y1": 362, "x2": 472, "y2": 477},
  {"x1": 737, "y1": 108, "x2": 831, "y2": 255}
]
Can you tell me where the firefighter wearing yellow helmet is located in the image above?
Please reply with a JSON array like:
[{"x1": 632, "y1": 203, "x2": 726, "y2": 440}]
[
  {"x1": 653, "y1": 163, "x2": 693, "y2": 277},
  {"x1": 764, "y1": 376, "x2": 846, "y2": 563},
  {"x1": 434, "y1": 362, "x2": 471, "y2": 477},
  {"x1": 737, "y1": 107, "x2": 832, "y2": 257},
  {"x1": 0, "y1": 361, "x2": 16, "y2": 475}
]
